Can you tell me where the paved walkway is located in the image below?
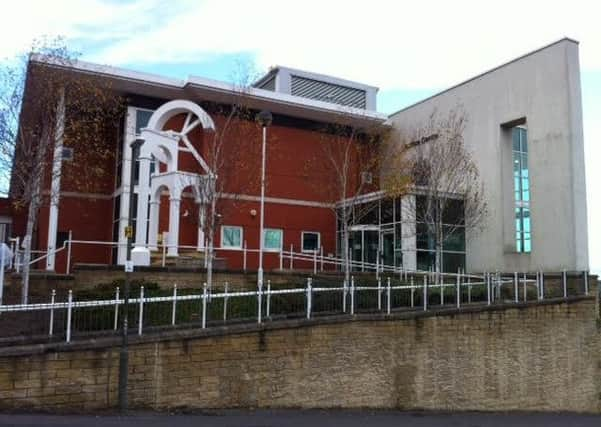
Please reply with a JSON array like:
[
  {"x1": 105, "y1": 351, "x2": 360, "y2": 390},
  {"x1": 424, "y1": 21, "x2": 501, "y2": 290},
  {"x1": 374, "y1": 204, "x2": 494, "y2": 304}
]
[{"x1": 1, "y1": 410, "x2": 600, "y2": 426}]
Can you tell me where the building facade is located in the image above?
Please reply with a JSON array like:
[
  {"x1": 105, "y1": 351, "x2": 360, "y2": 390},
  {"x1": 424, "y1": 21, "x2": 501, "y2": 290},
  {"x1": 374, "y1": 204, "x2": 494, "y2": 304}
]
[{"x1": 7, "y1": 38, "x2": 589, "y2": 274}]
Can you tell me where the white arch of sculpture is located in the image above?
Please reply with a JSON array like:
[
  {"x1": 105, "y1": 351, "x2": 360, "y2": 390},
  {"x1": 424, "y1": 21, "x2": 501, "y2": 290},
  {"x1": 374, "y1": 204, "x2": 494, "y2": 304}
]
[{"x1": 132, "y1": 99, "x2": 216, "y2": 266}]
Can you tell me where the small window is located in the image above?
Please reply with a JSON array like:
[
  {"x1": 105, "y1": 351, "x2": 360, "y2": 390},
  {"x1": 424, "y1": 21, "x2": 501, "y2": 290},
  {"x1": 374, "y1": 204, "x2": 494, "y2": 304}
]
[
  {"x1": 221, "y1": 226, "x2": 243, "y2": 249},
  {"x1": 263, "y1": 228, "x2": 283, "y2": 252},
  {"x1": 302, "y1": 232, "x2": 320, "y2": 253},
  {"x1": 135, "y1": 109, "x2": 153, "y2": 135},
  {"x1": 61, "y1": 147, "x2": 74, "y2": 161}
]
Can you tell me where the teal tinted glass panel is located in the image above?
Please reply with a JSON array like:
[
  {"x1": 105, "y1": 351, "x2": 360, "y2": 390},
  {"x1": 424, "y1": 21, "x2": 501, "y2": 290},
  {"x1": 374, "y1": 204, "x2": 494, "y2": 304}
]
[
  {"x1": 222, "y1": 227, "x2": 242, "y2": 248},
  {"x1": 264, "y1": 229, "x2": 282, "y2": 251}
]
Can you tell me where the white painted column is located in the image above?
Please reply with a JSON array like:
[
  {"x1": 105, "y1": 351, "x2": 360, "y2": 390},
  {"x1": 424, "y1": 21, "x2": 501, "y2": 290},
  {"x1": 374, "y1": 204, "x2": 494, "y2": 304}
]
[
  {"x1": 134, "y1": 153, "x2": 151, "y2": 246},
  {"x1": 117, "y1": 108, "x2": 136, "y2": 265},
  {"x1": 168, "y1": 198, "x2": 181, "y2": 256},
  {"x1": 401, "y1": 195, "x2": 417, "y2": 271},
  {"x1": 148, "y1": 201, "x2": 160, "y2": 251},
  {"x1": 46, "y1": 89, "x2": 65, "y2": 271}
]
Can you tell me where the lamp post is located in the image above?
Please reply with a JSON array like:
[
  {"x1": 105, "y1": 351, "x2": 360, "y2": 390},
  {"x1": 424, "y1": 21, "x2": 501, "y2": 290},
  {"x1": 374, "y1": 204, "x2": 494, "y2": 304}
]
[
  {"x1": 256, "y1": 111, "x2": 272, "y2": 289},
  {"x1": 119, "y1": 137, "x2": 144, "y2": 412}
]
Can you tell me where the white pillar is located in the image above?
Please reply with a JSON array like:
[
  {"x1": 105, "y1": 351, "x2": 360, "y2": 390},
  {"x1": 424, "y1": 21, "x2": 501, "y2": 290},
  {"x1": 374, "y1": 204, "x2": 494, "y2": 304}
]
[
  {"x1": 46, "y1": 89, "x2": 65, "y2": 271},
  {"x1": 401, "y1": 195, "x2": 417, "y2": 271},
  {"x1": 168, "y1": 198, "x2": 181, "y2": 256},
  {"x1": 135, "y1": 154, "x2": 151, "y2": 246},
  {"x1": 148, "y1": 201, "x2": 160, "y2": 251},
  {"x1": 117, "y1": 108, "x2": 136, "y2": 265}
]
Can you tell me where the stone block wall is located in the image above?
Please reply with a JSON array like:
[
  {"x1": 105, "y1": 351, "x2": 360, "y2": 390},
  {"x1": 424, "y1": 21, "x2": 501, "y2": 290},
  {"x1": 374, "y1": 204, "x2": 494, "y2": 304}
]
[{"x1": 0, "y1": 297, "x2": 599, "y2": 412}]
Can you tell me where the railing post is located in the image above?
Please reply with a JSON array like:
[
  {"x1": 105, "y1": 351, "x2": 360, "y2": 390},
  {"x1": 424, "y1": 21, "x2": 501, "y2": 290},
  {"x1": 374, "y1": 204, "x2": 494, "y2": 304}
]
[
  {"x1": 423, "y1": 275, "x2": 428, "y2": 311},
  {"x1": 320, "y1": 246, "x2": 324, "y2": 272},
  {"x1": 113, "y1": 287, "x2": 120, "y2": 331},
  {"x1": 289, "y1": 244, "x2": 293, "y2": 270},
  {"x1": 201, "y1": 283, "x2": 207, "y2": 329},
  {"x1": 377, "y1": 277, "x2": 382, "y2": 311},
  {"x1": 467, "y1": 275, "x2": 471, "y2": 304},
  {"x1": 523, "y1": 273, "x2": 527, "y2": 302},
  {"x1": 162, "y1": 234, "x2": 167, "y2": 268},
  {"x1": 342, "y1": 280, "x2": 347, "y2": 313},
  {"x1": 562, "y1": 269, "x2": 567, "y2": 298},
  {"x1": 487, "y1": 272, "x2": 491, "y2": 306},
  {"x1": 266, "y1": 280, "x2": 271, "y2": 318},
  {"x1": 66, "y1": 290, "x2": 73, "y2": 343},
  {"x1": 172, "y1": 284, "x2": 177, "y2": 326},
  {"x1": 66, "y1": 230, "x2": 73, "y2": 274},
  {"x1": 350, "y1": 276, "x2": 355, "y2": 315},
  {"x1": 138, "y1": 286, "x2": 144, "y2": 336},
  {"x1": 410, "y1": 277, "x2": 415, "y2": 308},
  {"x1": 540, "y1": 271, "x2": 544, "y2": 300},
  {"x1": 513, "y1": 272, "x2": 518, "y2": 303},
  {"x1": 440, "y1": 277, "x2": 444, "y2": 306},
  {"x1": 313, "y1": 250, "x2": 317, "y2": 275},
  {"x1": 456, "y1": 272, "x2": 460, "y2": 309},
  {"x1": 306, "y1": 277, "x2": 312, "y2": 319},
  {"x1": 243, "y1": 241, "x2": 247, "y2": 272},
  {"x1": 386, "y1": 277, "x2": 391, "y2": 315},
  {"x1": 584, "y1": 270, "x2": 589, "y2": 295},
  {"x1": 49, "y1": 289, "x2": 56, "y2": 336},
  {"x1": 279, "y1": 248, "x2": 283, "y2": 271},
  {"x1": 223, "y1": 282, "x2": 228, "y2": 322},
  {"x1": 257, "y1": 280, "x2": 263, "y2": 324}
]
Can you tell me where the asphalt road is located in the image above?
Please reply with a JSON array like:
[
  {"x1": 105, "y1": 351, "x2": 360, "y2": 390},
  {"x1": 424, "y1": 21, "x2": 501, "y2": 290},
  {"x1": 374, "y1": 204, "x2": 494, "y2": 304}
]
[{"x1": 0, "y1": 410, "x2": 600, "y2": 427}]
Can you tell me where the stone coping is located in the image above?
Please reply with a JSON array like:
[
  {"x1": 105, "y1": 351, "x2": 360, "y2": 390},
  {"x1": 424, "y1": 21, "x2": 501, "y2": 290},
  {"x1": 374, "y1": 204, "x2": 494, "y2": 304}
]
[{"x1": 0, "y1": 295, "x2": 595, "y2": 358}]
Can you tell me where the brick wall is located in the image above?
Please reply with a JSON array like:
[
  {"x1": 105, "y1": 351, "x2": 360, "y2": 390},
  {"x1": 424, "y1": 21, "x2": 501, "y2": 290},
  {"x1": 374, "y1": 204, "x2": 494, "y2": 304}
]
[{"x1": 0, "y1": 297, "x2": 599, "y2": 412}]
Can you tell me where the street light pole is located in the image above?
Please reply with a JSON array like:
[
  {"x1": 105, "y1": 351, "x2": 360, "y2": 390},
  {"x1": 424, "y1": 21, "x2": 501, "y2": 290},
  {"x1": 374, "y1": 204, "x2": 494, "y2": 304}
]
[
  {"x1": 256, "y1": 111, "x2": 272, "y2": 289},
  {"x1": 119, "y1": 137, "x2": 144, "y2": 412}
]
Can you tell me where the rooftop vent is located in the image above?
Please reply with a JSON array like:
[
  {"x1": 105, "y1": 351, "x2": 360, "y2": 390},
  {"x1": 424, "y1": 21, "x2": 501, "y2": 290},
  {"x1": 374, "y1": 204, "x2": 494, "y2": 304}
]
[{"x1": 253, "y1": 66, "x2": 378, "y2": 111}]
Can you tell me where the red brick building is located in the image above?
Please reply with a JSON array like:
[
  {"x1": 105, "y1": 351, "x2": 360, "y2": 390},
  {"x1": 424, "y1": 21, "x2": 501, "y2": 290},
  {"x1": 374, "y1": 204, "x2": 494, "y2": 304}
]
[{"x1": 12, "y1": 58, "x2": 386, "y2": 274}]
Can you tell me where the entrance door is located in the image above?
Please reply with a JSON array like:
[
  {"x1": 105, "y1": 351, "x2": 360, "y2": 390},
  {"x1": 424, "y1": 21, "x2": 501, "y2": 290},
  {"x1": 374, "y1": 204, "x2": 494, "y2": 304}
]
[
  {"x1": 381, "y1": 230, "x2": 394, "y2": 268},
  {"x1": 348, "y1": 226, "x2": 379, "y2": 271}
]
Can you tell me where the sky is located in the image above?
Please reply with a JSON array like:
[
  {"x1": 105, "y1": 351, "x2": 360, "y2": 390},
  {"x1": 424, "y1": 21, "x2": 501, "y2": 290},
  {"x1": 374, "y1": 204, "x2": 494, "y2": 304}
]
[{"x1": 0, "y1": 0, "x2": 599, "y2": 273}]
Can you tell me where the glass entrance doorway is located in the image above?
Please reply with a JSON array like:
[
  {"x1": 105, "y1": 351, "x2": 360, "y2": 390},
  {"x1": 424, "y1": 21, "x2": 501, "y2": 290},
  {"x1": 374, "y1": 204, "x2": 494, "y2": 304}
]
[{"x1": 349, "y1": 226, "x2": 379, "y2": 271}]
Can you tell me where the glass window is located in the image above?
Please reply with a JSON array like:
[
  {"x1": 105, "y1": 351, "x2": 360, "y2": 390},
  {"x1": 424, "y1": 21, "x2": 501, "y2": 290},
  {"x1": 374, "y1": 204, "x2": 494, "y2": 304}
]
[
  {"x1": 443, "y1": 226, "x2": 465, "y2": 252},
  {"x1": 417, "y1": 251, "x2": 435, "y2": 271},
  {"x1": 381, "y1": 199, "x2": 394, "y2": 224},
  {"x1": 135, "y1": 109, "x2": 153, "y2": 135},
  {"x1": 442, "y1": 199, "x2": 465, "y2": 225},
  {"x1": 264, "y1": 228, "x2": 283, "y2": 252},
  {"x1": 302, "y1": 232, "x2": 320, "y2": 253},
  {"x1": 416, "y1": 223, "x2": 436, "y2": 251},
  {"x1": 221, "y1": 226, "x2": 243, "y2": 249},
  {"x1": 512, "y1": 127, "x2": 531, "y2": 253}
]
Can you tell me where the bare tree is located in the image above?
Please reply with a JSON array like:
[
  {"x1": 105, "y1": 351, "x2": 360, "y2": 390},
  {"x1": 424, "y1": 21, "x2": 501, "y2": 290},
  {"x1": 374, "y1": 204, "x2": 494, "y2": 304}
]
[
  {"x1": 311, "y1": 117, "x2": 392, "y2": 284},
  {"x1": 185, "y1": 64, "x2": 261, "y2": 288},
  {"x1": 386, "y1": 108, "x2": 488, "y2": 278},
  {"x1": 0, "y1": 39, "x2": 124, "y2": 302}
]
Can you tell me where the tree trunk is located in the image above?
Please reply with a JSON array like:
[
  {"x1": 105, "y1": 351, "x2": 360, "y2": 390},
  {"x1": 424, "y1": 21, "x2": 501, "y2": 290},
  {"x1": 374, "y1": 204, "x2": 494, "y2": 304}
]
[
  {"x1": 206, "y1": 192, "x2": 217, "y2": 291},
  {"x1": 341, "y1": 212, "x2": 351, "y2": 285},
  {"x1": 21, "y1": 189, "x2": 40, "y2": 304}
]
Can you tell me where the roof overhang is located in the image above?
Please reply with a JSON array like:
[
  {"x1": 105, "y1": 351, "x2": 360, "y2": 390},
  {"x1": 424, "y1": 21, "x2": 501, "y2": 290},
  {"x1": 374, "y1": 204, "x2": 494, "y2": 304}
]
[{"x1": 30, "y1": 55, "x2": 388, "y2": 129}]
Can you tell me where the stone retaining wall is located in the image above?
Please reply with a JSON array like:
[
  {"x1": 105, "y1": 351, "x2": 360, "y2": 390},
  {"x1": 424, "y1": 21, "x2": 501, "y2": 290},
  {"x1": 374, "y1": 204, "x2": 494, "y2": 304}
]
[{"x1": 0, "y1": 296, "x2": 599, "y2": 412}]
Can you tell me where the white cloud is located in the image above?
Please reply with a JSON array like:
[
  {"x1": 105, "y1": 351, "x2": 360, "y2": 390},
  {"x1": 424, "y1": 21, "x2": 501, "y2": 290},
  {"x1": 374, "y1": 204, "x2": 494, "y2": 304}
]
[{"x1": 2, "y1": 0, "x2": 600, "y2": 90}]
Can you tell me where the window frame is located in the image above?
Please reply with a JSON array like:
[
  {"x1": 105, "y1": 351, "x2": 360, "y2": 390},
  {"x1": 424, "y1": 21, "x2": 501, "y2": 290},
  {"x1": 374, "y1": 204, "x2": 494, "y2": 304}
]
[
  {"x1": 221, "y1": 225, "x2": 243, "y2": 250},
  {"x1": 263, "y1": 228, "x2": 284, "y2": 252},
  {"x1": 301, "y1": 231, "x2": 321, "y2": 253}
]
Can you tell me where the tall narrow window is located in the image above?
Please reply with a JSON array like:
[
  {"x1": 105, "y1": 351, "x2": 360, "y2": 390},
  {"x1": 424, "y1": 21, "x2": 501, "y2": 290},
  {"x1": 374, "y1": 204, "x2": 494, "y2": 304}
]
[{"x1": 512, "y1": 127, "x2": 531, "y2": 252}]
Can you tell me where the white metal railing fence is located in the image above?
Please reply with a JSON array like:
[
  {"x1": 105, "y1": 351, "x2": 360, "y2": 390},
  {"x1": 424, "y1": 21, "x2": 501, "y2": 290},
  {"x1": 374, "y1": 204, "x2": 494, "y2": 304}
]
[{"x1": 0, "y1": 267, "x2": 588, "y2": 344}]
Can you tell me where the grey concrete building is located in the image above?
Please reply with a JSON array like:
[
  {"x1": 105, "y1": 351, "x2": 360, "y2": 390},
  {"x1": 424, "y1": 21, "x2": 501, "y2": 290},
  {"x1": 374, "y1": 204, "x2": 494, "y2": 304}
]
[{"x1": 389, "y1": 38, "x2": 588, "y2": 273}]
